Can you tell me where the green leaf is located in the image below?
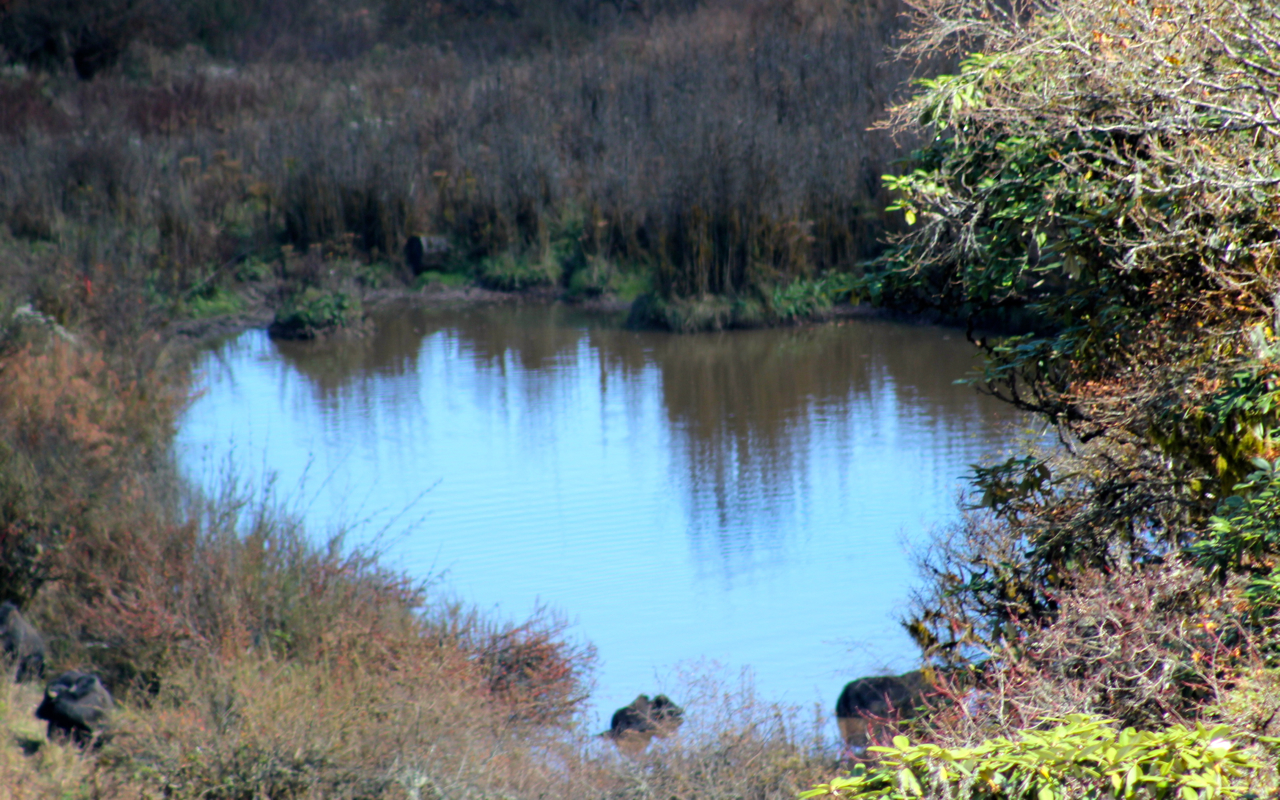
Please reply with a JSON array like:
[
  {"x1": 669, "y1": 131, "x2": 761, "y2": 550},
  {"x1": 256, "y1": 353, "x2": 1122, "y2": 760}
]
[{"x1": 899, "y1": 769, "x2": 923, "y2": 796}]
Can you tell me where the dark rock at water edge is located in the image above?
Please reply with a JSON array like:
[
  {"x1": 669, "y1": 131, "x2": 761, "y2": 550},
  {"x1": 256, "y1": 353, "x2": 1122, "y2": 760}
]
[
  {"x1": 405, "y1": 235, "x2": 450, "y2": 275},
  {"x1": 835, "y1": 670, "x2": 932, "y2": 749},
  {"x1": 606, "y1": 693, "x2": 684, "y2": 754}
]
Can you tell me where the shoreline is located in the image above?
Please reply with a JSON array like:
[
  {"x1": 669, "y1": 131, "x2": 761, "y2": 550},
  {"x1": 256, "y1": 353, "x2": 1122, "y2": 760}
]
[{"x1": 163, "y1": 280, "x2": 970, "y2": 353}]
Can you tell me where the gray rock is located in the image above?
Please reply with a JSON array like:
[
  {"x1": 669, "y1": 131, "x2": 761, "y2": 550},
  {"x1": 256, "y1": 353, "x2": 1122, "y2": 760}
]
[
  {"x1": 0, "y1": 601, "x2": 45, "y2": 683},
  {"x1": 835, "y1": 670, "x2": 931, "y2": 750},
  {"x1": 405, "y1": 235, "x2": 450, "y2": 275},
  {"x1": 36, "y1": 670, "x2": 114, "y2": 746}
]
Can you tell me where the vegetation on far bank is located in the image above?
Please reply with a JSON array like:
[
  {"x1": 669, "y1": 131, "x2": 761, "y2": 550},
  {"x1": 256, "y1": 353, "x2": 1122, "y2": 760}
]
[{"x1": 0, "y1": 0, "x2": 919, "y2": 337}]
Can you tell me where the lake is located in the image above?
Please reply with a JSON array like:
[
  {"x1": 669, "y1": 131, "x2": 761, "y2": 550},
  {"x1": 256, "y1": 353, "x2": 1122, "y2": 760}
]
[{"x1": 176, "y1": 301, "x2": 1024, "y2": 733}]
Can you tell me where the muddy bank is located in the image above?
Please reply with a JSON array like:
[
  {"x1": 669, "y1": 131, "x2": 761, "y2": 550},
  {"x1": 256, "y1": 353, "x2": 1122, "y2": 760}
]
[{"x1": 163, "y1": 279, "x2": 960, "y2": 357}]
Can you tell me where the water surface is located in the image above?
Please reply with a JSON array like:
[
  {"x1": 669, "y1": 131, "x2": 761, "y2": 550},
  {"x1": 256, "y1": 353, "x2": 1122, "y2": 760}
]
[{"x1": 178, "y1": 302, "x2": 1024, "y2": 729}]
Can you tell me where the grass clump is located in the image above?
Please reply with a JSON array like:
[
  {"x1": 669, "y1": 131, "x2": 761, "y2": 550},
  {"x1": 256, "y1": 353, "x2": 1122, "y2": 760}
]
[
  {"x1": 566, "y1": 256, "x2": 651, "y2": 302},
  {"x1": 628, "y1": 292, "x2": 738, "y2": 332},
  {"x1": 269, "y1": 288, "x2": 363, "y2": 340},
  {"x1": 413, "y1": 270, "x2": 470, "y2": 290},
  {"x1": 628, "y1": 273, "x2": 852, "y2": 331},
  {"x1": 184, "y1": 285, "x2": 246, "y2": 318},
  {"x1": 476, "y1": 252, "x2": 563, "y2": 292}
]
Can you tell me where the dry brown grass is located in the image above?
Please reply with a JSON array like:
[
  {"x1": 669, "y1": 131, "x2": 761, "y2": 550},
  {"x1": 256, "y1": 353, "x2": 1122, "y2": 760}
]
[{"x1": 0, "y1": 650, "x2": 838, "y2": 799}]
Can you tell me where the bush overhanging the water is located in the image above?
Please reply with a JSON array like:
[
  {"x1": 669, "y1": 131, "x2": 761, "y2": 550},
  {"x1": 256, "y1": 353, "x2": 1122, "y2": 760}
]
[
  {"x1": 867, "y1": 0, "x2": 1280, "y2": 654},
  {"x1": 791, "y1": 0, "x2": 1280, "y2": 794}
]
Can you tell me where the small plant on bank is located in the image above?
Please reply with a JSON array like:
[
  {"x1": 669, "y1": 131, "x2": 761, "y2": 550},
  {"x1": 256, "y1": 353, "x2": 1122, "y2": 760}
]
[
  {"x1": 269, "y1": 287, "x2": 362, "y2": 339},
  {"x1": 566, "y1": 255, "x2": 615, "y2": 299},
  {"x1": 413, "y1": 270, "x2": 470, "y2": 290},
  {"x1": 184, "y1": 285, "x2": 246, "y2": 319},
  {"x1": 770, "y1": 274, "x2": 857, "y2": 321},
  {"x1": 476, "y1": 252, "x2": 562, "y2": 292},
  {"x1": 565, "y1": 255, "x2": 653, "y2": 302},
  {"x1": 235, "y1": 258, "x2": 273, "y2": 283}
]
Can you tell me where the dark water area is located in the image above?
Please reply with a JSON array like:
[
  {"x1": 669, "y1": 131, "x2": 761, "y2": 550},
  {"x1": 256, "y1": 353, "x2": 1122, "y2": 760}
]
[{"x1": 177, "y1": 301, "x2": 1026, "y2": 733}]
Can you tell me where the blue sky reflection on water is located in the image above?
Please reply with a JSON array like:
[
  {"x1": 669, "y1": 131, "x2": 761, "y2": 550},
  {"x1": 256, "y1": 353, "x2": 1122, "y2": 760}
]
[{"x1": 177, "y1": 303, "x2": 1025, "y2": 732}]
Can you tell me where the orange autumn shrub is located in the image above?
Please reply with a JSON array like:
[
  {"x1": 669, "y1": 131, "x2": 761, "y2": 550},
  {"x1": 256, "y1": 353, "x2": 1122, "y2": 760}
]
[{"x1": 0, "y1": 338, "x2": 180, "y2": 607}]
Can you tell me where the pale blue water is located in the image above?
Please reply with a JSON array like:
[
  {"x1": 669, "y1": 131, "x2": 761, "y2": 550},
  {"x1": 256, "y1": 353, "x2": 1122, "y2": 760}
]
[{"x1": 177, "y1": 302, "x2": 1024, "y2": 732}]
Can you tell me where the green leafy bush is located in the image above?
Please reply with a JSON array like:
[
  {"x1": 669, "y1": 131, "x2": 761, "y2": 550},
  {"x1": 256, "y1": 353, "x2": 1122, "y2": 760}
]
[
  {"x1": 269, "y1": 288, "x2": 362, "y2": 340},
  {"x1": 1190, "y1": 459, "x2": 1280, "y2": 611},
  {"x1": 804, "y1": 716, "x2": 1263, "y2": 800},
  {"x1": 878, "y1": 0, "x2": 1280, "y2": 663}
]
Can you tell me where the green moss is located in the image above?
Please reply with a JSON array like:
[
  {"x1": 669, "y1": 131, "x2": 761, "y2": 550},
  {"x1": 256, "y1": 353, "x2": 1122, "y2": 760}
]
[
  {"x1": 413, "y1": 270, "x2": 470, "y2": 290},
  {"x1": 269, "y1": 288, "x2": 362, "y2": 339}
]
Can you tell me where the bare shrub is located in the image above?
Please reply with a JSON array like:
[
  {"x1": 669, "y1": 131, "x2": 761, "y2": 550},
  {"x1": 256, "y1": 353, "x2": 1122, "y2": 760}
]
[
  {"x1": 460, "y1": 606, "x2": 598, "y2": 724},
  {"x1": 911, "y1": 564, "x2": 1259, "y2": 746}
]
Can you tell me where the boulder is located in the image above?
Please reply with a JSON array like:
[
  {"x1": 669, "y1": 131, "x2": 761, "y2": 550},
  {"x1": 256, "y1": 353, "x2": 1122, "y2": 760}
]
[
  {"x1": 35, "y1": 670, "x2": 114, "y2": 747},
  {"x1": 0, "y1": 601, "x2": 45, "y2": 683},
  {"x1": 606, "y1": 693, "x2": 684, "y2": 755},
  {"x1": 405, "y1": 235, "x2": 450, "y2": 275},
  {"x1": 835, "y1": 670, "x2": 931, "y2": 750}
]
